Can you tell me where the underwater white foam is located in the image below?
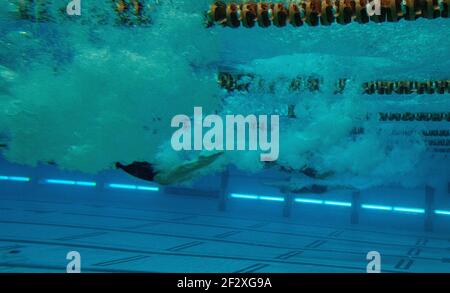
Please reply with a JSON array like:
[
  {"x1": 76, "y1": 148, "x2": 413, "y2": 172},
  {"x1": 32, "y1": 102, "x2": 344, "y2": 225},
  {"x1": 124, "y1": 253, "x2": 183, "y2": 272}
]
[{"x1": 0, "y1": 1, "x2": 449, "y2": 189}]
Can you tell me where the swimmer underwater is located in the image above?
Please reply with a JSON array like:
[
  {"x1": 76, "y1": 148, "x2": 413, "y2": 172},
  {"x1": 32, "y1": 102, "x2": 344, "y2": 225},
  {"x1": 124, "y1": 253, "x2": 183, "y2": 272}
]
[
  {"x1": 116, "y1": 152, "x2": 224, "y2": 185},
  {"x1": 0, "y1": 142, "x2": 224, "y2": 185},
  {"x1": 0, "y1": 139, "x2": 348, "y2": 191}
]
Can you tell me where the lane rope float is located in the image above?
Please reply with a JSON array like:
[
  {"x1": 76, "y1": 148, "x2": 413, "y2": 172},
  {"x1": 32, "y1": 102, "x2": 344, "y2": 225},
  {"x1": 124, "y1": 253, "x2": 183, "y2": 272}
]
[
  {"x1": 218, "y1": 71, "x2": 450, "y2": 95},
  {"x1": 206, "y1": 0, "x2": 450, "y2": 28}
]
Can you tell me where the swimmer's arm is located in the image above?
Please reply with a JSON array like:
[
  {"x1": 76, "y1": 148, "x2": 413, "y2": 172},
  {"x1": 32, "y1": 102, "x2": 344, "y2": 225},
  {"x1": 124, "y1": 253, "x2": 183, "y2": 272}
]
[{"x1": 154, "y1": 152, "x2": 224, "y2": 185}]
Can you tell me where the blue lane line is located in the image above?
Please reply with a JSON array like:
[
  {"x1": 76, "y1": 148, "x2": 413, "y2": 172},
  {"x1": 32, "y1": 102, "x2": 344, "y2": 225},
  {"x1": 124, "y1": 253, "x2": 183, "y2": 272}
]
[
  {"x1": 362, "y1": 204, "x2": 393, "y2": 211},
  {"x1": 0, "y1": 175, "x2": 30, "y2": 182},
  {"x1": 108, "y1": 183, "x2": 159, "y2": 192},
  {"x1": 294, "y1": 198, "x2": 323, "y2": 204},
  {"x1": 393, "y1": 207, "x2": 425, "y2": 214},
  {"x1": 324, "y1": 200, "x2": 352, "y2": 207},
  {"x1": 295, "y1": 198, "x2": 352, "y2": 207},
  {"x1": 45, "y1": 179, "x2": 96, "y2": 187},
  {"x1": 259, "y1": 196, "x2": 285, "y2": 202},
  {"x1": 230, "y1": 193, "x2": 284, "y2": 202},
  {"x1": 136, "y1": 186, "x2": 160, "y2": 191},
  {"x1": 435, "y1": 210, "x2": 450, "y2": 216},
  {"x1": 231, "y1": 195, "x2": 349, "y2": 205},
  {"x1": 2, "y1": 175, "x2": 450, "y2": 215},
  {"x1": 230, "y1": 193, "x2": 259, "y2": 200},
  {"x1": 231, "y1": 193, "x2": 450, "y2": 217}
]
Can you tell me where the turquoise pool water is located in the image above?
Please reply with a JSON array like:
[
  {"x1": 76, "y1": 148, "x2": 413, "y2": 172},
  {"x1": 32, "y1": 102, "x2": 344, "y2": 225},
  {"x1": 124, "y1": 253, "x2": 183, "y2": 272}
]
[{"x1": 0, "y1": 0, "x2": 449, "y2": 273}]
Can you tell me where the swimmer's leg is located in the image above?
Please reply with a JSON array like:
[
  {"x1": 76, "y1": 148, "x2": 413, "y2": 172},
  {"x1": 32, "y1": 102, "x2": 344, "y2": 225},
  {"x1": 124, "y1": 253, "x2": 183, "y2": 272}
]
[{"x1": 155, "y1": 152, "x2": 224, "y2": 185}]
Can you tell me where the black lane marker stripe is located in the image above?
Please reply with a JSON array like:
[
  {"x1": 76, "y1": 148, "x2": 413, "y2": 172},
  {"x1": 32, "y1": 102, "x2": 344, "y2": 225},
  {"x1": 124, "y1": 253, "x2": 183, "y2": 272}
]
[
  {"x1": 24, "y1": 210, "x2": 55, "y2": 214},
  {"x1": 404, "y1": 260, "x2": 414, "y2": 270},
  {"x1": 214, "y1": 231, "x2": 241, "y2": 239},
  {"x1": 395, "y1": 259, "x2": 405, "y2": 269},
  {"x1": 55, "y1": 232, "x2": 107, "y2": 241},
  {"x1": 0, "y1": 245, "x2": 24, "y2": 251},
  {"x1": 305, "y1": 240, "x2": 321, "y2": 248},
  {"x1": 60, "y1": 211, "x2": 446, "y2": 253},
  {"x1": 0, "y1": 219, "x2": 334, "y2": 252},
  {"x1": 3, "y1": 197, "x2": 449, "y2": 243},
  {"x1": 0, "y1": 262, "x2": 142, "y2": 273},
  {"x1": 167, "y1": 241, "x2": 204, "y2": 252},
  {"x1": 442, "y1": 258, "x2": 450, "y2": 263},
  {"x1": 416, "y1": 238, "x2": 428, "y2": 246},
  {"x1": 247, "y1": 223, "x2": 268, "y2": 229},
  {"x1": 124, "y1": 223, "x2": 161, "y2": 230},
  {"x1": 276, "y1": 251, "x2": 303, "y2": 260},
  {"x1": 329, "y1": 230, "x2": 344, "y2": 237},
  {"x1": 171, "y1": 216, "x2": 197, "y2": 221},
  {"x1": 234, "y1": 263, "x2": 269, "y2": 273},
  {"x1": 313, "y1": 240, "x2": 327, "y2": 248},
  {"x1": 306, "y1": 240, "x2": 327, "y2": 248},
  {"x1": 0, "y1": 237, "x2": 376, "y2": 272},
  {"x1": 0, "y1": 219, "x2": 444, "y2": 263},
  {"x1": 395, "y1": 259, "x2": 414, "y2": 270},
  {"x1": 93, "y1": 255, "x2": 150, "y2": 267},
  {"x1": 410, "y1": 248, "x2": 421, "y2": 256}
]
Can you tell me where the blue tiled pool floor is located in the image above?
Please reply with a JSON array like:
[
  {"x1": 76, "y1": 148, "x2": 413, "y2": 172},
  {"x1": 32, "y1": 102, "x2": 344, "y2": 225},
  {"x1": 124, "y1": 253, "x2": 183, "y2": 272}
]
[{"x1": 0, "y1": 192, "x2": 449, "y2": 273}]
